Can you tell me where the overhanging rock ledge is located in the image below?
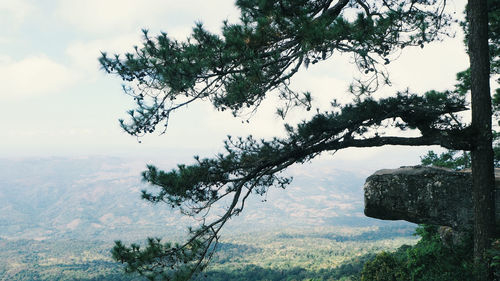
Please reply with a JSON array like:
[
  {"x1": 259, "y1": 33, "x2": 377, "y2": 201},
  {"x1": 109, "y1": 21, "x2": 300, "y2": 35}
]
[{"x1": 364, "y1": 166, "x2": 500, "y2": 231}]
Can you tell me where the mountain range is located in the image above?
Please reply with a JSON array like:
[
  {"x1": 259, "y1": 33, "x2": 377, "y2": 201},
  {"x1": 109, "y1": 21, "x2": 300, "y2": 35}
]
[{"x1": 0, "y1": 156, "x2": 405, "y2": 242}]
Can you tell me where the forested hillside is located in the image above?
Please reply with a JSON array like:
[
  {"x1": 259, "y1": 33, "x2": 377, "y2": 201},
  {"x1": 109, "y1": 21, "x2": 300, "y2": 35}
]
[{"x1": 0, "y1": 226, "x2": 416, "y2": 281}]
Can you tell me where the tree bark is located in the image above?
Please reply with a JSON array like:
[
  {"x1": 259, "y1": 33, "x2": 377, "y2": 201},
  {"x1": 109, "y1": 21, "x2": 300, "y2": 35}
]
[{"x1": 468, "y1": 0, "x2": 495, "y2": 280}]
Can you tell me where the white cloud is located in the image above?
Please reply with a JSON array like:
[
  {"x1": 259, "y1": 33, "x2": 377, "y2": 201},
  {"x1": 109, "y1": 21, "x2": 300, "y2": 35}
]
[
  {"x1": 0, "y1": 0, "x2": 35, "y2": 25},
  {"x1": 56, "y1": 0, "x2": 154, "y2": 33},
  {"x1": 66, "y1": 33, "x2": 142, "y2": 75},
  {"x1": 0, "y1": 55, "x2": 77, "y2": 99},
  {"x1": 5, "y1": 128, "x2": 94, "y2": 138},
  {"x1": 387, "y1": 37, "x2": 469, "y2": 93},
  {"x1": 0, "y1": 36, "x2": 11, "y2": 44},
  {"x1": 56, "y1": 0, "x2": 238, "y2": 35}
]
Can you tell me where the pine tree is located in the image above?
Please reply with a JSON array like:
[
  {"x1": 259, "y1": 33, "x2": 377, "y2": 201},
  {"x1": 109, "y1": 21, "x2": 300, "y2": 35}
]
[
  {"x1": 468, "y1": 1, "x2": 495, "y2": 279},
  {"x1": 100, "y1": 0, "x2": 496, "y2": 280},
  {"x1": 422, "y1": 1, "x2": 499, "y2": 279}
]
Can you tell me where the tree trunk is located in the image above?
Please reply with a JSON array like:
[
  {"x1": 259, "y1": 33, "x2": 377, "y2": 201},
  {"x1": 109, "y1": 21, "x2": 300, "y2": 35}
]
[{"x1": 468, "y1": 0, "x2": 495, "y2": 280}]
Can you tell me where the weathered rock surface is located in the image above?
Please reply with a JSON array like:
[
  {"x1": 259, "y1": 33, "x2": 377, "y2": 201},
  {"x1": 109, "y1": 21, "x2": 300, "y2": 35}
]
[{"x1": 364, "y1": 166, "x2": 500, "y2": 231}]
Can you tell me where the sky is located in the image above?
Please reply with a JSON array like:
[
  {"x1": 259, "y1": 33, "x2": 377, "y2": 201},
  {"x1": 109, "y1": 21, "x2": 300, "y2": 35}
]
[{"x1": 0, "y1": 0, "x2": 470, "y2": 172}]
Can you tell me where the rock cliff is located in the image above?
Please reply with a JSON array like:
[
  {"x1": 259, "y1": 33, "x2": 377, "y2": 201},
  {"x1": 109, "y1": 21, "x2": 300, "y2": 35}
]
[{"x1": 364, "y1": 166, "x2": 500, "y2": 231}]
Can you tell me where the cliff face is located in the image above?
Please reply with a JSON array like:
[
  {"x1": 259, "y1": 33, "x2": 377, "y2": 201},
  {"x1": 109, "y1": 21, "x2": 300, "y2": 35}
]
[{"x1": 364, "y1": 166, "x2": 500, "y2": 231}]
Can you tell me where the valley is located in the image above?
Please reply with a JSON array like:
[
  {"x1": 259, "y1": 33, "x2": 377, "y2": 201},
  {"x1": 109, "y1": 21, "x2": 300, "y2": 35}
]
[{"x1": 0, "y1": 157, "x2": 417, "y2": 280}]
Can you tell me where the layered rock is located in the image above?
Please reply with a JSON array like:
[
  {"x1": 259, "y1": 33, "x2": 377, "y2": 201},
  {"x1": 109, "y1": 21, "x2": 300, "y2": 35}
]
[{"x1": 364, "y1": 166, "x2": 500, "y2": 231}]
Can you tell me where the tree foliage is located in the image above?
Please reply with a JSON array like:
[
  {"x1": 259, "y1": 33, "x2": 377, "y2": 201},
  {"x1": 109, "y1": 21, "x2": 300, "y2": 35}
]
[
  {"x1": 100, "y1": 0, "x2": 453, "y2": 136},
  {"x1": 361, "y1": 225, "x2": 474, "y2": 281},
  {"x1": 361, "y1": 251, "x2": 408, "y2": 281},
  {"x1": 100, "y1": 0, "x2": 486, "y2": 280}
]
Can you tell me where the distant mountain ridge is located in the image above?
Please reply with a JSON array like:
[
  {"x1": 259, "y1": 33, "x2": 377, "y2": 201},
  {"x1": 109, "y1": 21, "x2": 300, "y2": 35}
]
[{"x1": 0, "y1": 156, "x2": 401, "y2": 241}]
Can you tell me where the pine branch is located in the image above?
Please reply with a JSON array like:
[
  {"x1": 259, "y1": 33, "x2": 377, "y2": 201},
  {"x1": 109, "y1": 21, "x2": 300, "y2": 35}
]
[
  {"x1": 112, "y1": 90, "x2": 469, "y2": 280},
  {"x1": 100, "y1": 0, "x2": 453, "y2": 135}
]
